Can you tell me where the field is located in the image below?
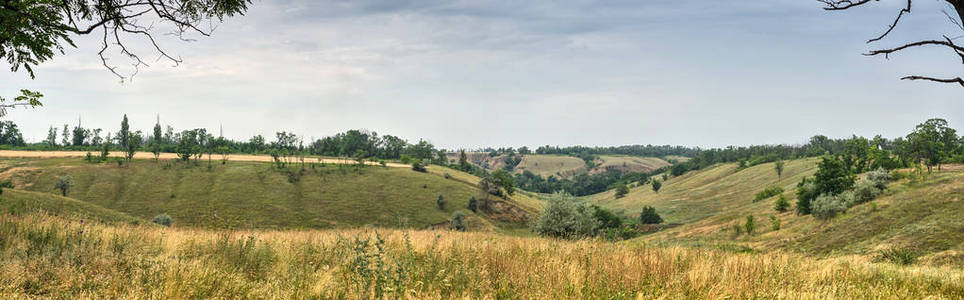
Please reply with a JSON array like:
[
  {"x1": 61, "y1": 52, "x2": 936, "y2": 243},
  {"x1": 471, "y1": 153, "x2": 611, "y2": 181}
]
[
  {"x1": 514, "y1": 155, "x2": 587, "y2": 178},
  {"x1": 594, "y1": 155, "x2": 671, "y2": 174},
  {"x1": 591, "y1": 158, "x2": 964, "y2": 266},
  {"x1": 0, "y1": 157, "x2": 535, "y2": 231},
  {"x1": 1, "y1": 212, "x2": 961, "y2": 298}
]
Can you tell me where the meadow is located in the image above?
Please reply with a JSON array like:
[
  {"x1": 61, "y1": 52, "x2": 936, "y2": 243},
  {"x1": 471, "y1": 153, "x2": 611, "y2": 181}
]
[{"x1": 1, "y1": 212, "x2": 962, "y2": 299}]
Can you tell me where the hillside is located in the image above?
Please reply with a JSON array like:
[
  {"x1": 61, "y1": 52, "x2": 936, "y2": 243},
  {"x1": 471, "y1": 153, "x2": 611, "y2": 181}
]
[
  {"x1": 1, "y1": 212, "x2": 961, "y2": 298},
  {"x1": 0, "y1": 188, "x2": 141, "y2": 224},
  {"x1": 591, "y1": 158, "x2": 964, "y2": 266},
  {"x1": 461, "y1": 152, "x2": 675, "y2": 178},
  {"x1": 1, "y1": 158, "x2": 535, "y2": 231}
]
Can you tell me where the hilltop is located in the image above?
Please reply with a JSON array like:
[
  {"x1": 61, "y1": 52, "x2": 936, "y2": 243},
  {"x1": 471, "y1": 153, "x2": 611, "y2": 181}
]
[{"x1": 0, "y1": 157, "x2": 537, "y2": 232}]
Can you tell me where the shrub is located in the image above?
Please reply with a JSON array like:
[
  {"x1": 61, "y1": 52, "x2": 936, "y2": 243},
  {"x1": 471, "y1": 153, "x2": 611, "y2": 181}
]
[
  {"x1": 866, "y1": 167, "x2": 891, "y2": 190},
  {"x1": 753, "y1": 186, "x2": 784, "y2": 202},
  {"x1": 744, "y1": 215, "x2": 756, "y2": 235},
  {"x1": 436, "y1": 194, "x2": 446, "y2": 210},
  {"x1": 152, "y1": 214, "x2": 173, "y2": 227},
  {"x1": 591, "y1": 205, "x2": 622, "y2": 229},
  {"x1": 531, "y1": 193, "x2": 601, "y2": 239},
  {"x1": 852, "y1": 179, "x2": 882, "y2": 204},
  {"x1": 651, "y1": 179, "x2": 662, "y2": 193},
  {"x1": 54, "y1": 175, "x2": 73, "y2": 196},
  {"x1": 412, "y1": 160, "x2": 427, "y2": 173},
  {"x1": 769, "y1": 215, "x2": 780, "y2": 231},
  {"x1": 795, "y1": 179, "x2": 818, "y2": 215},
  {"x1": 450, "y1": 211, "x2": 467, "y2": 231},
  {"x1": 467, "y1": 196, "x2": 478, "y2": 213},
  {"x1": 812, "y1": 194, "x2": 848, "y2": 220},
  {"x1": 0, "y1": 180, "x2": 13, "y2": 188},
  {"x1": 614, "y1": 183, "x2": 629, "y2": 198},
  {"x1": 773, "y1": 194, "x2": 790, "y2": 212},
  {"x1": 638, "y1": 206, "x2": 663, "y2": 224},
  {"x1": 877, "y1": 248, "x2": 919, "y2": 265},
  {"x1": 443, "y1": 173, "x2": 451, "y2": 179}
]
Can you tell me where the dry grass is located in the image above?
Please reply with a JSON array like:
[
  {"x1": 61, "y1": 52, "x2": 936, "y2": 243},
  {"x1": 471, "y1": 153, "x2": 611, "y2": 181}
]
[
  {"x1": 595, "y1": 155, "x2": 671, "y2": 174},
  {"x1": 516, "y1": 155, "x2": 587, "y2": 178},
  {"x1": 0, "y1": 212, "x2": 961, "y2": 299}
]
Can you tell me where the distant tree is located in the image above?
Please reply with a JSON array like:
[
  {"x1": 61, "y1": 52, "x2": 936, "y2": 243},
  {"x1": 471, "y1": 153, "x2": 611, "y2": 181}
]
[
  {"x1": 45, "y1": 126, "x2": 58, "y2": 146},
  {"x1": 518, "y1": 146, "x2": 531, "y2": 154},
  {"x1": 458, "y1": 149, "x2": 470, "y2": 171},
  {"x1": 125, "y1": 131, "x2": 143, "y2": 160},
  {"x1": 651, "y1": 179, "x2": 662, "y2": 193},
  {"x1": 638, "y1": 206, "x2": 663, "y2": 224},
  {"x1": 907, "y1": 118, "x2": 956, "y2": 173},
  {"x1": 614, "y1": 182, "x2": 629, "y2": 198},
  {"x1": 744, "y1": 215, "x2": 756, "y2": 235},
  {"x1": 118, "y1": 114, "x2": 130, "y2": 148},
  {"x1": 411, "y1": 159, "x2": 427, "y2": 173},
  {"x1": 436, "y1": 194, "x2": 446, "y2": 210},
  {"x1": 774, "y1": 160, "x2": 785, "y2": 180},
  {"x1": 153, "y1": 121, "x2": 163, "y2": 145},
  {"x1": 843, "y1": 136, "x2": 872, "y2": 173},
  {"x1": 100, "y1": 133, "x2": 111, "y2": 161},
  {"x1": 774, "y1": 194, "x2": 790, "y2": 212},
  {"x1": 450, "y1": 211, "x2": 467, "y2": 231},
  {"x1": 71, "y1": 124, "x2": 88, "y2": 146},
  {"x1": 491, "y1": 169, "x2": 515, "y2": 196},
  {"x1": 218, "y1": 146, "x2": 231, "y2": 164},
  {"x1": 796, "y1": 156, "x2": 854, "y2": 215},
  {"x1": 60, "y1": 124, "x2": 68, "y2": 147},
  {"x1": 0, "y1": 121, "x2": 25, "y2": 146},
  {"x1": 90, "y1": 128, "x2": 103, "y2": 146},
  {"x1": 661, "y1": 174, "x2": 668, "y2": 181},
  {"x1": 769, "y1": 215, "x2": 781, "y2": 231},
  {"x1": 467, "y1": 196, "x2": 478, "y2": 213},
  {"x1": 54, "y1": 175, "x2": 72, "y2": 196}
]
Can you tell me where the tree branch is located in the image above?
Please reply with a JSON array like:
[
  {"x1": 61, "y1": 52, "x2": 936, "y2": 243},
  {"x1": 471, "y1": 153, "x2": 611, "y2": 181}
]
[
  {"x1": 901, "y1": 75, "x2": 964, "y2": 87},
  {"x1": 868, "y1": 0, "x2": 911, "y2": 43}
]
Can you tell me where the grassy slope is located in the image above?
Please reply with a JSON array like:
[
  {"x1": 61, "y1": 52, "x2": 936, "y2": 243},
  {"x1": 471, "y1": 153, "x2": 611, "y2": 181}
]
[
  {"x1": 591, "y1": 158, "x2": 819, "y2": 222},
  {"x1": 595, "y1": 155, "x2": 671, "y2": 174},
  {"x1": 9, "y1": 158, "x2": 535, "y2": 231},
  {"x1": 2, "y1": 212, "x2": 961, "y2": 298},
  {"x1": 0, "y1": 189, "x2": 141, "y2": 224},
  {"x1": 515, "y1": 154, "x2": 586, "y2": 178},
  {"x1": 592, "y1": 157, "x2": 964, "y2": 265}
]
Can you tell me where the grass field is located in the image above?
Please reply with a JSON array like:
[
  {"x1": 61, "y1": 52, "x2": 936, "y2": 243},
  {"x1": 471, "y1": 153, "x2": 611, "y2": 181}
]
[
  {"x1": 1, "y1": 212, "x2": 961, "y2": 298},
  {"x1": 2, "y1": 158, "x2": 534, "y2": 231},
  {"x1": 515, "y1": 154, "x2": 587, "y2": 178},
  {"x1": 594, "y1": 155, "x2": 671, "y2": 174}
]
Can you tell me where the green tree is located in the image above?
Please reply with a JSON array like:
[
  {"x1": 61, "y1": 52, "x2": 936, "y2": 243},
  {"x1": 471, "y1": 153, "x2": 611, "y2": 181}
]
[
  {"x1": 458, "y1": 149, "x2": 470, "y2": 171},
  {"x1": 638, "y1": 206, "x2": 663, "y2": 224},
  {"x1": 531, "y1": 193, "x2": 601, "y2": 239},
  {"x1": 774, "y1": 160, "x2": 785, "y2": 180},
  {"x1": 491, "y1": 169, "x2": 515, "y2": 196},
  {"x1": 118, "y1": 114, "x2": 130, "y2": 148},
  {"x1": 54, "y1": 175, "x2": 72, "y2": 196},
  {"x1": 769, "y1": 215, "x2": 781, "y2": 231},
  {"x1": 907, "y1": 118, "x2": 956, "y2": 173},
  {"x1": 651, "y1": 179, "x2": 662, "y2": 193},
  {"x1": 61, "y1": 124, "x2": 68, "y2": 147},
  {"x1": 436, "y1": 194, "x2": 446, "y2": 210},
  {"x1": 744, "y1": 215, "x2": 756, "y2": 235},
  {"x1": 591, "y1": 205, "x2": 622, "y2": 229},
  {"x1": 45, "y1": 126, "x2": 58, "y2": 146},
  {"x1": 450, "y1": 211, "x2": 467, "y2": 231},
  {"x1": 614, "y1": 182, "x2": 629, "y2": 198},
  {"x1": 796, "y1": 156, "x2": 854, "y2": 215},
  {"x1": 126, "y1": 131, "x2": 143, "y2": 160},
  {"x1": 467, "y1": 196, "x2": 478, "y2": 213},
  {"x1": 774, "y1": 194, "x2": 790, "y2": 212}
]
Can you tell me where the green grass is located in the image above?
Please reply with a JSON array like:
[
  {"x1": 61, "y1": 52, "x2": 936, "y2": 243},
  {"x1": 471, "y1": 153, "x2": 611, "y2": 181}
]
[
  {"x1": 0, "y1": 189, "x2": 141, "y2": 224},
  {"x1": 8, "y1": 158, "x2": 532, "y2": 230}
]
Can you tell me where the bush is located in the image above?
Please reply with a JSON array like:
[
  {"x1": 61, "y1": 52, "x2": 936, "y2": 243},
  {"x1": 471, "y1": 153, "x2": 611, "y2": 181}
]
[
  {"x1": 769, "y1": 215, "x2": 780, "y2": 231},
  {"x1": 531, "y1": 193, "x2": 601, "y2": 239},
  {"x1": 0, "y1": 180, "x2": 13, "y2": 188},
  {"x1": 614, "y1": 183, "x2": 629, "y2": 198},
  {"x1": 866, "y1": 167, "x2": 891, "y2": 190},
  {"x1": 795, "y1": 179, "x2": 817, "y2": 215},
  {"x1": 436, "y1": 194, "x2": 446, "y2": 210},
  {"x1": 467, "y1": 196, "x2": 478, "y2": 213},
  {"x1": 152, "y1": 214, "x2": 173, "y2": 227},
  {"x1": 54, "y1": 175, "x2": 73, "y2": 196},
  {"x1": 591, "y1": 205, "x2": 622, "y2": 229},
  {"x1": 443, "y1": 173, "x2": 451, "y2": 179},
  {"x1": 773, "y1": 194, "x2": 790, "y2": 212},
  {"x1": 852, "y1": 179, "x2": 882, "y2": 204},
  {"x1": 450, "y1": 211, "x2": 467, "y2": 231},
  {"x1": 753, "y1": 186, "x2": 784, "y2": 202},
  {"x1": 877, "y1": 247, "x2": 918, "y2": 265},
  {"x1": 743, "y1": 215, "x2": 756, "y2": 235},
  {"x1": 651, "y1": 179, "x2": 662, "y2": 193},
  {"x1": 411, "y1": 160, "x2": 427, "y2": 173},
  {"x1": 812, "y1": 194, "x2": 848, "y2": 220},
  {"x1": 638, "y1": 206, "x2": 663, "y2": 224}
]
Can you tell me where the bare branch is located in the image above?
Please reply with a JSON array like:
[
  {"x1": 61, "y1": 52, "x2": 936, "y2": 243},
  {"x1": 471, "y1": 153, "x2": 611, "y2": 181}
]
[
  {"x1": 864, "y1": 38, "x2": 964, "y2": 60},
  {"x1": 868, "y1": 0, "x2": 911, "y2": 43},
  {"x1": 901, "y1": 75, "x2": 964, "y2": 87},
  {"x1": 818, "y1": 0, "x2": 874, "y2": 10}
]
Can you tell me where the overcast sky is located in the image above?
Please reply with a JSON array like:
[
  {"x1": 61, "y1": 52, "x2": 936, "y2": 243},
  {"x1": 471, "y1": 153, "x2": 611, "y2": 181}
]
[{"x1": 2, "y1": 0, "x2": 963, "y2": 149}]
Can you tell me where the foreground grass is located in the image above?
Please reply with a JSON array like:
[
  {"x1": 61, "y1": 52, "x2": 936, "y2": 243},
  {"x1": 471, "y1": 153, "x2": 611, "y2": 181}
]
[{"x1": 1, "y1": 213, "x2": 961, "y2": 299}]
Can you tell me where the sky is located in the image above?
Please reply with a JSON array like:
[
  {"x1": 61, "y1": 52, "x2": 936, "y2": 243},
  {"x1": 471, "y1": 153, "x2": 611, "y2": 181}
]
[{"x1": 2, "y1": 0, "x2": 963, "y2": 149}]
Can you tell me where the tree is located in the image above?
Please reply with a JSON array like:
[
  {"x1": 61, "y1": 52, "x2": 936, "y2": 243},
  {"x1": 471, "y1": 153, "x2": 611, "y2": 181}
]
[
  {"x1": 71, "y1": 123, "x2": 88, "y2": 146},
  {"x1": 774, "y1": 160, "x2": 785, "y2": 180},
  {"x1": 638, "y1": 206, "x2": 663, "y2": 224},
  {"x1": 450, "y1": 211, "x2": 467, "y2": 231},
  {"x1": 2, "y1": 0, "x2": 251, "y2": 81},
  {"x1": 45, "y1": 126, "x2": 58, "y2": 146},
  {"x1": 119, "y1": 114, "x2": 130, "y2": 148},
  {"x1": 491, "y1": 169, "x2": 515, "y2": 196},
  {"x1": 614, "y1": 182, "x2": 629, "y2": 198},
  {"x1": 467, "y1": 196, "x2": 478, "y2": 213},
  {"x1": 796, "y1": 156, "x2": 855, "y2": 215},
  {"x1": 436, "y1": 194, "x2": 446, "y2": 210},
  {"x1": 744, "y1": 215, "x2": 756, "y2": 235},
  {"x1": 126, "y1": 131, "x2": 142, "y2": 160},
  {"x1": 531, "y1": 193, "x2": 601, "y2": 239},
  {"x1": 774, "y1": 194, "x2": 790, "y2": 212},
  {"x1": 591, "y1": 205, "x2": 622, "y2": 229},
  {"x1": 458, "y1": 149, "x2": 470, "y2": 171},
  {"x1": 818, "y1": 0, "x2": 964, "y2": 88},
  {"x1": 61, "y1": 124, "x2": 68, "y2": 147},
  {"x1": 54, "y1": 175, "x2": 72, "y2": 196},
  {"x1": 651, "y1": 179, "x2": 662, "y2": 193},
  {"x1": 411, "y1": 159, "x2": 427, "y2": 172},
  {"x1": 907, "y1": 119, "x2": 956, "y2": 173}
]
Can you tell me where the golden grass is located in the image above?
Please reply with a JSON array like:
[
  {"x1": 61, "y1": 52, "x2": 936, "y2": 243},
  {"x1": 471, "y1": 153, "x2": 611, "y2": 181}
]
[
  {"x1": 516, "y1": 155, "x2": 587, "y2": 178},
  {"x1": 595, "y1": 155, "x2": 671, "y2": 173},
  {"x1": 1, "y1": 212, "x2": 961, "y2": 299}
]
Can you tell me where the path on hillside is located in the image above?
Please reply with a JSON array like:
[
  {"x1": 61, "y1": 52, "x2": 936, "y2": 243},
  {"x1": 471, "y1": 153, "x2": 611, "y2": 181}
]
[{"x1": 0, "y1": 150, "x2": 411, "y2": 168}]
